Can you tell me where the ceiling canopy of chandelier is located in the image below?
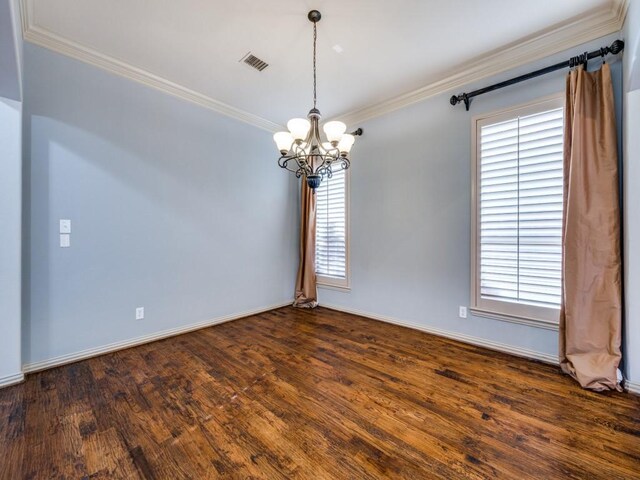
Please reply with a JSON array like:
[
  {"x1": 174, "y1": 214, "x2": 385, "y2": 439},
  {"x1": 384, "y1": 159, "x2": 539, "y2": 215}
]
[{"x1": 273, "y1": 10, "x2": 362, "y2": 190}]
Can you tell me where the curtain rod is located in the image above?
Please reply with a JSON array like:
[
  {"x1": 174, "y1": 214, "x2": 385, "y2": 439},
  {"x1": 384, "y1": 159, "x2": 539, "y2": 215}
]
[{"x1": 449, "y1": 39, "x2": 625, "y2": 111}]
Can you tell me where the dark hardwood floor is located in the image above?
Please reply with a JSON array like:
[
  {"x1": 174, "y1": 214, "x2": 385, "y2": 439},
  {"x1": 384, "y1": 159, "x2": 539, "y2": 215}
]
[{"x1": 1, "y1": 307, "x2": 639, "y2": 479}]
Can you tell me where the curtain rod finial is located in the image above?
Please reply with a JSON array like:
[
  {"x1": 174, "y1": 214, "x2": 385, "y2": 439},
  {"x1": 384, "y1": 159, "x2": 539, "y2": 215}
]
[{"x1": 610, "y1": 40, "x2": 624, "y2": 55}]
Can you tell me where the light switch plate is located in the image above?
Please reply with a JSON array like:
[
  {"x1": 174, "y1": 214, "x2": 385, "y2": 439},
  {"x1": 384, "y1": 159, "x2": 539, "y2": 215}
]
[
  {"x1": 136, "y1": 307, "x2": 144, "y2": 320},
  {"x1": 60, "y1": 234, "x2": 71, "y2": 248},
  {"x1": 59, "y1": 219, "x2": 71, "y2": 234}
]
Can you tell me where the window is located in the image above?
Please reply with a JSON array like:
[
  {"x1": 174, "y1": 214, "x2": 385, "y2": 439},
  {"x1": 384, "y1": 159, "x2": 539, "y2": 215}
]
[
  {"x1": 316, "y1": 167, "x2": 349, "y2": 288},
  {"x1": 471, "y1": 96, "x2": 564, "y2": 327}
]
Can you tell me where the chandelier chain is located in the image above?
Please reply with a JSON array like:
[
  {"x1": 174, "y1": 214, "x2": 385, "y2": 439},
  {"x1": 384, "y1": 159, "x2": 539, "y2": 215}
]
[{"x1": 313, "y1": 21, "x2": 317, "y2": 109}]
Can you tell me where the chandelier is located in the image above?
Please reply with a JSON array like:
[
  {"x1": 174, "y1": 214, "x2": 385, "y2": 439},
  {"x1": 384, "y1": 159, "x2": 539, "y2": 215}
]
[{"x1": 273, "y1": 10, "x2": 362, "y2": 190}]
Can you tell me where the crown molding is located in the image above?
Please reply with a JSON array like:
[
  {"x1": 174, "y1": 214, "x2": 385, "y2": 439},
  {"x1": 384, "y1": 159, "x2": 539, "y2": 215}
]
[
  {"x1": 19, "y1": 0, "x2": 283, "y2": 133},
  {"x1": 337, "y1": 0, "x2": 629, "y2": 126},
  {"x1": 19, "y1": 0, "x2": 628, "y2": 130},
  {"x1": 8, "y1": 0, "x2": 24, "y2": 100}
]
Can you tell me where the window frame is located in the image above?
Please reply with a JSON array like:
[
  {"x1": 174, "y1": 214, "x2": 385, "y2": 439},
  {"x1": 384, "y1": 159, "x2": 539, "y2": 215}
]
[
  {"x1": 470, "y1": 94, "x2": 564, "y2": 330},
  {"x1": 316, "y1": 166, "x2": 351, "y2": 291}
]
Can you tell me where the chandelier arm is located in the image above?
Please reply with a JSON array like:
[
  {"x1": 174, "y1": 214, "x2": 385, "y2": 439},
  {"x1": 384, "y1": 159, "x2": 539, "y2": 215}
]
[
  {"x1": 312, "y1": 118, "x2": 321, "y2": 149},
  {"x1": 326, "y1": 147, "x2": 340, "y2": 157},
  {"x1": 304, "y1": 116, "x2": 316, "y2": 147},
  {"x1": 277, "y1": 155, "x2": 290, "y2": 169},
  {"x1": 292, "y1": 150, "x2": 316, "y2": 177},
  {"x1": 279, "y1": 155, "x2": 311, "y2": 176},
  {"x1": 292, "y1": 143, "x2": 311, "y2": 170},
  {"x1": 317, "y1": 164, "x2": 333, "y2": 179},
  {"x1": 297, "y1": 152, "x2": 310, "y2": 170},
  {"x1": 317, "y1": 156, "x2": 334, "y2": 177},
  {"x1": 278, "y1": 156, "x2": 298, "y2": 172}
]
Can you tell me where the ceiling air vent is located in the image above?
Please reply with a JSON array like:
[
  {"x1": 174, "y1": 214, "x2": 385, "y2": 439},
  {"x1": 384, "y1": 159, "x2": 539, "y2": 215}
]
[{"x1": 240, "y1": 52, "x2": 269, "y2": 72}]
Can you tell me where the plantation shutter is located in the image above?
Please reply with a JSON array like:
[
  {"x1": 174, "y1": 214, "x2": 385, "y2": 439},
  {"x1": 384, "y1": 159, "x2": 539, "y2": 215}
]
[
  {"x1": 316, "y1": 168, "x2": 346, "y2": 279},
  {"x1": 479, "y1": 107, "x2": 563, "y2": 309}
]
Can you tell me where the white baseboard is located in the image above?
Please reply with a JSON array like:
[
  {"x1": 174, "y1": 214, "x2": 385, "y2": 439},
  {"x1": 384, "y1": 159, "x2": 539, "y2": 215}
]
[
  {"x1": 0, "y1": 372, "x2": 25, "y2": 388},
  {"x1": 22, "y1": 301, "x2": 291, "y2": 374},
  {"x1": 625, "y1": 380, "x2": 640, "y2": 395},
  {"x1": 321, "y1": 303, "x2": 559, "y2": 365},
  {"x1": 14, "y1": 301, "x2": 636, "y2": 394}
]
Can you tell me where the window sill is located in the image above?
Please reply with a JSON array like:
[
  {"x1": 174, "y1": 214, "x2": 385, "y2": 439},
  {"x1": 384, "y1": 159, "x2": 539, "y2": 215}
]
[
  {"x1": 317, "y1": 281, "x2": 351, "y2": 292},
  {"x1": 469, "y1": 307, "x2": 559, "y2": 331}
]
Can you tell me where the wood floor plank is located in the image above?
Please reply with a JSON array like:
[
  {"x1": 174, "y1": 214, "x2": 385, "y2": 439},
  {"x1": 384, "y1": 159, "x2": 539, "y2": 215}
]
[{"x1": 1, "y1": 306, "x2": 639, "y2": 479}]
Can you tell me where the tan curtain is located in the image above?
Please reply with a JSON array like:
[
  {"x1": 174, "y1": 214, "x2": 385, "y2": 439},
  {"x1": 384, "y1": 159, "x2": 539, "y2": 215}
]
[
  {"x1": 293, "y1": 176, "x2": 318, "y2": 308},
  {"x1": 560, "y1": 63, "x2": 622, "y2": 391}
]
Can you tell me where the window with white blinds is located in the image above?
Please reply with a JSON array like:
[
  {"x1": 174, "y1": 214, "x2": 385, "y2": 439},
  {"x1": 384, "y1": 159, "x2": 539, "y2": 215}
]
[
  {"x1": 472, "y1": 97, "x2": 564, "y2": 326},
  {"x1": 315, "y1": 167, "x2": 349, "y2": 287}
]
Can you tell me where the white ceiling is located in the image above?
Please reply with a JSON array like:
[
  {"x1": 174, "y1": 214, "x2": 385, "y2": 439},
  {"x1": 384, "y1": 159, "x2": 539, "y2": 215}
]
[{"x1": 25, "y1": 0, "x2": 623, "y2": 128}]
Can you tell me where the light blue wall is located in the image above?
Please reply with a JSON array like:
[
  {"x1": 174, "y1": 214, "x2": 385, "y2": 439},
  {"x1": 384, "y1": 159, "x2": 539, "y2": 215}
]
[
  {"x1": 624, "y1": 0, "x2": 640, "y2": 91},
  {"x1": 0, "y1": 0, "x2": 23, "y2": 385},
  {"x1": 0, "y1": 0, "x2": 22, "y2": 101},
  {"x1": 623, "y1": 0, "x2": 640, "y2": 384},
  {"x1": 0, "y1": 96, "x2": 23, "y2": 383},
  {"x1": 22, "y1": 44, "x2": 298, "y2": 366},
  {"x1": 319, "y1": 33, "x2": 623, "y2": 360}
]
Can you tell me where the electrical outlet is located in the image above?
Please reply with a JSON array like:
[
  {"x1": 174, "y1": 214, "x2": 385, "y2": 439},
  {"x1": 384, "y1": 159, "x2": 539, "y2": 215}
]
[
  {"x1": 60, "y1": 234, "x2": 71, "y2": 248},
  {"x1": 459, "y1": 306, "x2": 467, "y2": 318},
  {"x1": 136, "y1": 307, "x2": 144, "y2": 320}
]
